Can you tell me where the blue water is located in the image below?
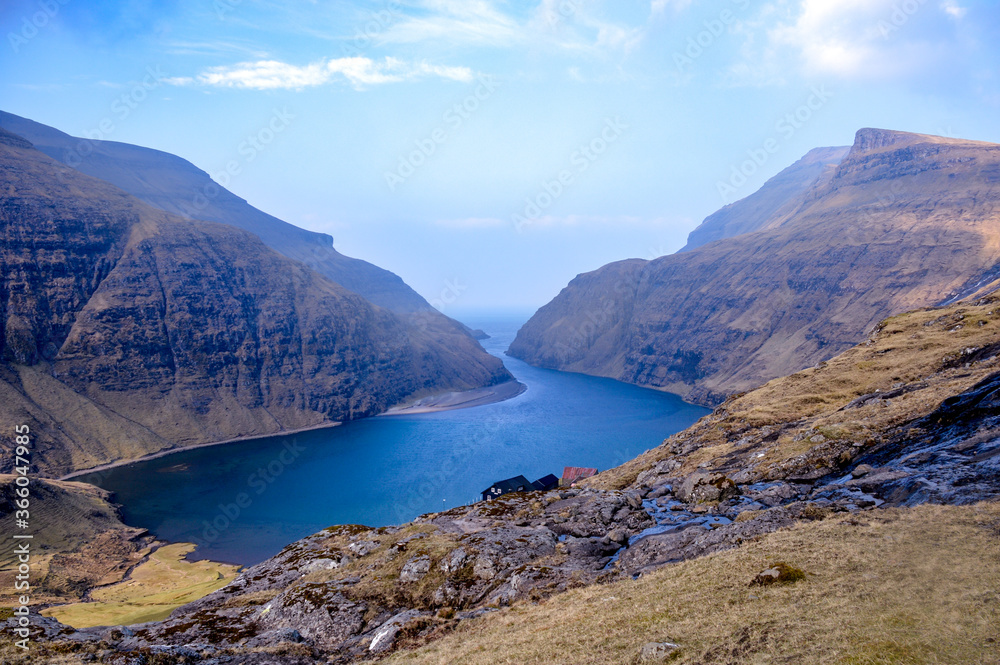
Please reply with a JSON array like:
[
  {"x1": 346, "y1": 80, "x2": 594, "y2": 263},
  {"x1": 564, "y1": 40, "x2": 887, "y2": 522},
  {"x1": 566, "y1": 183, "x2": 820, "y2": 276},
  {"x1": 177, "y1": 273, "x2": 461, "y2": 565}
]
[{"x1": 77, "y1": 317, "x2": 709, "y2": 565}]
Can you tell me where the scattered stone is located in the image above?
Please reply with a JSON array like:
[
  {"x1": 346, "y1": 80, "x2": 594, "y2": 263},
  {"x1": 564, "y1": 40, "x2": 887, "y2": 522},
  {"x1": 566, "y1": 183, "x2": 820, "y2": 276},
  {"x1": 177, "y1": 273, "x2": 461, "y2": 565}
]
[
  {"x1": 851, "y1": 464, "x2": 874, "y2": 478},
  {"x1": 400, "y1": 555, "x2": 432, "y2": 583},
  {"x1": 439, "y1": 547, "x2": 467, "y2": 573},
  {"x1": 347, "y1": 539, "x2": 379, "y2": 557},
  {"x1": 676, "y1": 472, "x2": 740, "y2": 504},
  {"x1": 750, "y1": 562, "x2": 806, "y2": 587},
  {"x1": 300, "y1": 553, "x2": 349, "y2": 573},
  {"x1": 243, "y1": 628, "x2": 303, "y2": 648},
  {"x1": 639, "y1": 641, "x2": 681, "y2": 661},
  {"x1": 368, "y1": 609, "x2": 425, "y2": 654}
]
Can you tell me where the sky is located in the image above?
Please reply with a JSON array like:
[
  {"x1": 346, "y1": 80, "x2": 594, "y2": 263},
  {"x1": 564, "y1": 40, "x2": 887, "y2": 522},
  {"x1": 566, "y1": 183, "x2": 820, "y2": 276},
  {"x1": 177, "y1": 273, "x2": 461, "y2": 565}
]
[{"x1": 2, "y1": 0, "x2": 999, "y2": 315}]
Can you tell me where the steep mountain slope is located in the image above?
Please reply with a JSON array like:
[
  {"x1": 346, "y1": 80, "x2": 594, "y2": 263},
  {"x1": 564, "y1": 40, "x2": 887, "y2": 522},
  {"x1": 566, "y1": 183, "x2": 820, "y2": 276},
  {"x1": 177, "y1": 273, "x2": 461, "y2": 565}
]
[
  {"x1": 8, "y1": 295, "x2": 998, "y2": 664},
  {"x1": 0, "y1": 110, "x2": 432, "y2": 314},
  {"x1": 0, "y1": 128, "x2": 511, "y2": 476},
  {"x1": 680, "y1": 145, "x2": 849, "y2": 251},
  {"x1": 510, "y1": 129, "x2": 1000, "y2": 405}
]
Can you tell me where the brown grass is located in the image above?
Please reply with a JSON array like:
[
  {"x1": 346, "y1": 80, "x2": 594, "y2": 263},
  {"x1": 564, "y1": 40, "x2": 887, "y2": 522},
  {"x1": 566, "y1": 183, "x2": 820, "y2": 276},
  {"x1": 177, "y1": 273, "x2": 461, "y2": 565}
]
[
  {"x1": 588, "y1": 297, "x2": 1000, "y2": 490},
  {"x1": 386, "y1": 502, "x2": 1000, "y2": 665}
]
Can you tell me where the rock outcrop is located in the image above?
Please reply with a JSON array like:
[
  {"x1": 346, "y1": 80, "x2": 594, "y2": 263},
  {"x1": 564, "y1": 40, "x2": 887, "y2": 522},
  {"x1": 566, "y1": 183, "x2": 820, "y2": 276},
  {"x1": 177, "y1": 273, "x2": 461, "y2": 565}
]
[
  {"x1": 0, "y1": 129, "x2": 512, "y2": 476},
  {"x1": 0, "y1": 111, "x2": 433, "y2": 315},
  {"x1": 509, "y1": 129, "x2": 1000, "y2": 405}
]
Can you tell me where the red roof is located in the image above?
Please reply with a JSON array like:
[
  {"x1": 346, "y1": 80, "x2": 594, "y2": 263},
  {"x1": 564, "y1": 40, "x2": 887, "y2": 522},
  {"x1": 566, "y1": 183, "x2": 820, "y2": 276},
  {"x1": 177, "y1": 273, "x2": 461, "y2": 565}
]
[{"x1": 562, "y1": 466, "x2": 598, "y2": 484}]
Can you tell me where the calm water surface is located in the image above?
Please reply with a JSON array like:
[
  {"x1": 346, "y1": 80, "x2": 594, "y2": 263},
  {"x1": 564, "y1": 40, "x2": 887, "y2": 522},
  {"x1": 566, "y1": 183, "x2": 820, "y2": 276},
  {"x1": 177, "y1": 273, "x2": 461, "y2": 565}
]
[{"x1": 78, "y1": 316, "x2": 709, "y2": 565}]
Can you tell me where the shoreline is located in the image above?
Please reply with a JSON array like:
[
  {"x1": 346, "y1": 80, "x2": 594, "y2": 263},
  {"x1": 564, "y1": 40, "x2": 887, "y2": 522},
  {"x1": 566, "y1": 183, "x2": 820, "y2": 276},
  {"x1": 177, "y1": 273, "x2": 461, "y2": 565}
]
[
  {"x1": 58, "y1": 421, "x2": 343, "y2": 482},
  {"x1": 59, "y1": 380, "x2": 527, "y2": 482},
  {"x1": 380, "y1": 379, "x2": 526, "y2": 416}
]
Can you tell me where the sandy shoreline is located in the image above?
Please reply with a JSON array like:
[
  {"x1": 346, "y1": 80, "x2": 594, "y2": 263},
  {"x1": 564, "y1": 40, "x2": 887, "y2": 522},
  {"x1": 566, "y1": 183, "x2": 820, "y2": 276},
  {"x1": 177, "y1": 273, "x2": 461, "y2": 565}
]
[
  {"x1": 380, "y1": 379, "x2": 527, "y2": 415},
  {"x1": 59, "y1": 381, "x2": 526, "y2": 481}
]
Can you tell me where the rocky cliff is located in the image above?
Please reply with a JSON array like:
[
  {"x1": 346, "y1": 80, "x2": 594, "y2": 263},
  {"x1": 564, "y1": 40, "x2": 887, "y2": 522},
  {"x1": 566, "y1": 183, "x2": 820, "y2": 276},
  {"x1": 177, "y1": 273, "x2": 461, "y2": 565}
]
[
  {"x1": 680, "y1": 145, "x2": 849, "y2": 251},
  {"x1": 0, "y1": 111, "x2": 433, "y2": 315},
  {"x1": 0, "y1": 128, "x2": 512, "y2": 476},
  {"x1": 509, "y1": 129, "x2": 1000, "y2": 405}
]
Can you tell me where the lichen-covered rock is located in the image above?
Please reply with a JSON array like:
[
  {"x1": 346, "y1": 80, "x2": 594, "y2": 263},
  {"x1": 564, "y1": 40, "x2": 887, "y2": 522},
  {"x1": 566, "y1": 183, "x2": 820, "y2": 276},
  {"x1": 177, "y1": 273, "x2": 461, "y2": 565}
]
[
  {"x1": 368, "y1": 609, "x2": 426, "y2": 654},
  {"x1": 400, "y1": 555, "x2": 432, "y2": 583}
]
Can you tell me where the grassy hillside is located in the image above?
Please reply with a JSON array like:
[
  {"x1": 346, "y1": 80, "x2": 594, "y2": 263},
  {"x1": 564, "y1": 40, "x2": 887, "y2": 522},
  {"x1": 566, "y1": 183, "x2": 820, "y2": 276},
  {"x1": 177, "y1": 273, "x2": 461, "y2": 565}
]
[
  {"x1": 386, "y1": 502, "x2": 1000, "y2": 665},
  {"x1": 589, "y1": 294, "x2": 1000, "y2": 492}
]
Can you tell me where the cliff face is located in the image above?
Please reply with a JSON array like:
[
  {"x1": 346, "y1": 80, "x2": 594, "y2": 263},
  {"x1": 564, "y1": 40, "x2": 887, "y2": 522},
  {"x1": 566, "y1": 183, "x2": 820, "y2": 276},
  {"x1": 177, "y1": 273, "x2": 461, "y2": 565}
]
[
  {"x1": 0, "y1": 129, "x2": 511, "y2": 476},
  {"x1": 680, "y1": 145, "x2": 850, "y2": 252},
  {"x1": 509, "y1": 129, "x2": 1000, "y2": 405},
  {"x1": 0, "y1": 111, "x2": 432, "y2": 315}
]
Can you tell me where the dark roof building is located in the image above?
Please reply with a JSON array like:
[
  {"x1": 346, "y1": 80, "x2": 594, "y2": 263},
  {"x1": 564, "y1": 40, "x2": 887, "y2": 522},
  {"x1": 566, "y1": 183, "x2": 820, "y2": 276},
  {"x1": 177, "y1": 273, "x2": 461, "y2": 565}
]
[
  {"x1": 481, "y1": 475, "x2": 532, "y2": 501},
  {"x1": 562, "y1": 466, "x2": 598, "y2": 486},
  {"x1": 531, "y1": 474, "x2": 559, "y2": 492}
]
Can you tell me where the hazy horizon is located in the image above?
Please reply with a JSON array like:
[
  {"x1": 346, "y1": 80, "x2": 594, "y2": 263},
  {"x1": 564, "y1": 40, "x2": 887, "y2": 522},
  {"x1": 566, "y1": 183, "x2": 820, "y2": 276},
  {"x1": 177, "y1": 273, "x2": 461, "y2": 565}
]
[{"x1": 3, "y1": 0, "x2": 999, "y2": 311}]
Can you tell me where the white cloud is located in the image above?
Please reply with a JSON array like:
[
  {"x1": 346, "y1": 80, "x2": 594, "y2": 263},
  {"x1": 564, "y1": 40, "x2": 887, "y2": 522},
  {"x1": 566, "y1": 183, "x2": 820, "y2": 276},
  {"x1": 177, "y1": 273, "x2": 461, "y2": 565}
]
[
  {"x1": 729, "y1": 0, "x2": 963, "y2": 84},
  {"x1": 941, "y1": 0, "x2": 967, "y2": 19},
  {"x1": 169, "y1": 57, "x2": 475, "y2": 91},
  {"x1": 384, "y1": 0, "x2": 646, "y2": 57},
  {"x1": 768, "y1": 0, "x2": 896, "y2": 78},
  {"x1": 382, "y1": 0, "x2": 520, "y2": 46}
]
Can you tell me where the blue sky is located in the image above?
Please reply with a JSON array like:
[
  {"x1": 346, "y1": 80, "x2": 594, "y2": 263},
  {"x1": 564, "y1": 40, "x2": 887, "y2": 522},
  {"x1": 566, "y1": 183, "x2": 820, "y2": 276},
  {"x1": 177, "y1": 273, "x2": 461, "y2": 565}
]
[{"x1": 2, "y1": 0, "x2": 999, "y2": 313}]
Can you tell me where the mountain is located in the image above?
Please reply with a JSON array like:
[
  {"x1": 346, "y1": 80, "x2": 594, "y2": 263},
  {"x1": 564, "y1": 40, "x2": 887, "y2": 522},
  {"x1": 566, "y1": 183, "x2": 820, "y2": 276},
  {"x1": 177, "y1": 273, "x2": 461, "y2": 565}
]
[
  {"x1": 11, "y1": 295, "x2": 998, "y2": 663},
  {"x1": 680, "y1": 145, "x2": 850, "y2": 251},
  {"x1": 0, "y1": 111, "x2": 433, "y2": 315},
  {"x1": 0, "y1": 128, "x2": 512, "y2": 477},
  {"x1": 509, "y1": 129, "x2": 1000, "y2": 405}
]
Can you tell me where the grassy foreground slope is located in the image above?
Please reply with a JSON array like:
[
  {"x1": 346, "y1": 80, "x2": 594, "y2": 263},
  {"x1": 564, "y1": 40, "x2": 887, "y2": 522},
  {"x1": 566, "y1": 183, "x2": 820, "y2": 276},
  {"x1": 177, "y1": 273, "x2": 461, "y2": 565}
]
[
  {"x1": 387, "y1": 503, "x2": 999, "y2": 665},
  {"x1": 589, "y1": 294, "x2": 1000, "y2": 492}
]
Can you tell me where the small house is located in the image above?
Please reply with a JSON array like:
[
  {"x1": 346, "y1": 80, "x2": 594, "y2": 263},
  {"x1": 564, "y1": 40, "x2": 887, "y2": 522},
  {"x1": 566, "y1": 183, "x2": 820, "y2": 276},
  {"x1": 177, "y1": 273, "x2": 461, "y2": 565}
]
[
  {"x1": 531, "y1": 474, "x2": 559, "y2": 492},
  {"x1": 562, "y1": 466, "x2": 598, "y2": 486},
  {"x1": 481, "y1": 475, "x2": 532, "y2": 501}
]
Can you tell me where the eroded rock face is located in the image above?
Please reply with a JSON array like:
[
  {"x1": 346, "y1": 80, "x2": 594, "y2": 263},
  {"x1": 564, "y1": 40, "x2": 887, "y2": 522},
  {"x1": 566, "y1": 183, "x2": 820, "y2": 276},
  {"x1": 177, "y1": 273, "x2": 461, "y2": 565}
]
[
  {"x1": 509, "y1": 129, "x2": 1000, "y2": 405},
  {"x1": 0, "y1": 130, "x2": 513, "y2": 476}
]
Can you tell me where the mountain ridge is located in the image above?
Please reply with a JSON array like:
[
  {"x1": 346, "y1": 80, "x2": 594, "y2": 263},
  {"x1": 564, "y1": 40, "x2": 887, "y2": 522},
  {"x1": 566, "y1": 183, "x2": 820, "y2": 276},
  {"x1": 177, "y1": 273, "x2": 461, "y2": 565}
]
[
  {"x1": 0, "y1": 110, "x2": 437, "y2": 316},
  {"x1": 509, "y1": 128, "x2": 1000, "y2": 405}
]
